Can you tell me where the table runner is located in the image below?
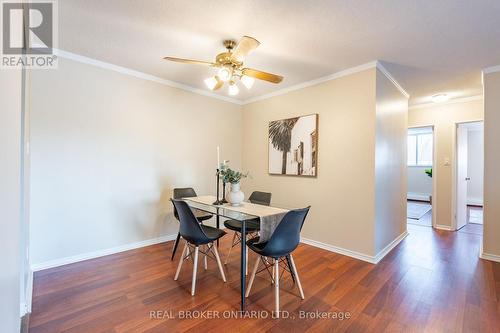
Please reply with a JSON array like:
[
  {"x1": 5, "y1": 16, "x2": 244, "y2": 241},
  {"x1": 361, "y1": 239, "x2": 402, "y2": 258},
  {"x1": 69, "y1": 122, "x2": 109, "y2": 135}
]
[{"x1": 184, "y1": 195, "x2": 289, "y2": 242}]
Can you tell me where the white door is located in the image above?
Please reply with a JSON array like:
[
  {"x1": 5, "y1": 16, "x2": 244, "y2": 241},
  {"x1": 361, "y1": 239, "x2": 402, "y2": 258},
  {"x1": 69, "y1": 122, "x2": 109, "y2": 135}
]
[{"x1": 456, "y1": 125, "x2": 469, "y2": 230}]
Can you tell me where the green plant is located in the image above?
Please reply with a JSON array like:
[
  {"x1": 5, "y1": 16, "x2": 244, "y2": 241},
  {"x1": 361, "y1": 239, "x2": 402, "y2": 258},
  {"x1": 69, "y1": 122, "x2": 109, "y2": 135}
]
[
  {"x1": 425, "y1": 168, "x2": 432, "y2": 178},
  {"x1": 219, "y1": 161, "x2": 248, "y2": 184}
]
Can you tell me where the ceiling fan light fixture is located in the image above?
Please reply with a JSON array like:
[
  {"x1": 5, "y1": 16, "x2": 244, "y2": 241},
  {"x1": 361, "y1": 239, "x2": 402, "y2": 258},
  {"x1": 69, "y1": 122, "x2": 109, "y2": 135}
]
[
  {"x1": 218, "y1": 66, "x2": 232, "y2": 82},
  {"x1": 240, "y1": 75, "x2": 255, "y2": 89},
  {"x1": 204, "y1": 76, "x2": 220, "y2": 90},
  {"x1": 228, "y1": 82, "x2": 239, "y2": 96}
]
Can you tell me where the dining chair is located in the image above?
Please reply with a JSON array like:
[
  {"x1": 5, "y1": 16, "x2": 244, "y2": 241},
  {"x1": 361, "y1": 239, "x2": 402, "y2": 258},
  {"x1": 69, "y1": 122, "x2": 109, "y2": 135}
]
[
  {"x1": 245, "y1": 206, "x2": 310, "y2": 318},
  {"x1": 223, "y1": 191, "x2": 271, "y2": 274},
  {"x1": 171, "y1": 199, "x2": 227, "y2": 296},
  {"x1": 171, "y1": 187, "x2": 213, "y2": 260}
]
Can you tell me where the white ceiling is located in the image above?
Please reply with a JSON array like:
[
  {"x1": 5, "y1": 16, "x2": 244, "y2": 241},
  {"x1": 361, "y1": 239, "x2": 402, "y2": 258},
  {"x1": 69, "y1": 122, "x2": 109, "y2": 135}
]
[{"x1": 59, "y1": 0, "x2": 500, "y2": 105}]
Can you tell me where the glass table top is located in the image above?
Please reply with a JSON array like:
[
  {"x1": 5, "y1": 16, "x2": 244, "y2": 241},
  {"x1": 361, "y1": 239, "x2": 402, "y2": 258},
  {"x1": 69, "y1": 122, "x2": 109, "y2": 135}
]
[{"x1": 183, "y1": 198, "x2": 259, "y2": 221}]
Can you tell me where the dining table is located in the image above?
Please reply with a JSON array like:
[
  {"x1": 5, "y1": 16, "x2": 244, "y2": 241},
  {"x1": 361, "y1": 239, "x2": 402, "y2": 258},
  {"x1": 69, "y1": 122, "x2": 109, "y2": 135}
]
[{"x1": 183, "y1": 195, "x2": 289, "y2": 311}]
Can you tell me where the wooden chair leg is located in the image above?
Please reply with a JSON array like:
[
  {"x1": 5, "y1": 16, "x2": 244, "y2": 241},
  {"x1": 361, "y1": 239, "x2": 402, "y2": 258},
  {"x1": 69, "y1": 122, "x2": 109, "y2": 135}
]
[
  {"x1": 204, "y1": 245, "x2": 208, "y2": 270},
  {"x1": 274, "y1": 258, "x2": 280, "y2": 318},
  {"x1": 289, "y1": 254, "x2": 304, "y2": 299},
  {"x1": 271, "y1": 258, "x2": 275, "y2": 285},
  {"x1": 174, "y1": 241, "x2": 187, "y2": 280},
  {"x1": 246, "y1": 255, "x2": 261, "y2": 297},
  {"x1": 224, "y1": 232, "x2": 237, "y2": 265},
  {"x1": 212, "y1": 242, "x2": 226, "y2": 282},
  {"x1": 171, "y1": 232, "x2": 181, "y2": 260},
  {"x1": 191, "y1": 246, "x2": 199, "y2": 296}
]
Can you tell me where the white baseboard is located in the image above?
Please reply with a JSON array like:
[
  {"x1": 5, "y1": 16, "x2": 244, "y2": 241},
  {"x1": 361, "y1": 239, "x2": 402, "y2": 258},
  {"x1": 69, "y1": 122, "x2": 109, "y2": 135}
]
[
  {"x1": 435, "y1": 224, "x2": 453, "y2": 231},
  {"x1": 407, "y1": 193, "x2": 431, "y2": 202},
  {"x1": 31, "y1": 234, "x2": 177, "y2": 272},
  {"x1": 301, "y1": 231, "x2": 408, "y2": 264},
  {"x1": 479, "y1": 243, "x2": 500, "y2": 263},
  {"x1": 480, "y1": 252, "x2": 500, "y2": 263},
  {"x1": 373, "y1": 231, "x2": 409, "y2": 264},
  {"x1": 26, "y1": 267, "x2": 33, "y2": 314},
  {"x1": 300, "y1": 238, "x2": 375, "y2": 263},
  {"x1": 20, "y1": 303, "x2": 27, "y2": 317}
]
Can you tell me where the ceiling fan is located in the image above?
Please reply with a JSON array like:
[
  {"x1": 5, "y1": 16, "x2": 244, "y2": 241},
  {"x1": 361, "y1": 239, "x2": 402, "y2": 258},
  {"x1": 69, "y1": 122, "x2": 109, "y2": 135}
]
[{"x1": 164, "y1": 36, "x2": 283, "y2": 96}]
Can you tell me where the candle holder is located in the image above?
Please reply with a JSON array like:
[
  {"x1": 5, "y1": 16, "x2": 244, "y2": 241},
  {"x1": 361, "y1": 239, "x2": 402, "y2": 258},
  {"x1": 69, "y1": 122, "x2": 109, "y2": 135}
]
[
  {"x1": 221, "y1": 181, "x2": 228, "y2": 204},
  {"x1": 213, "y1": 168, "x2": 224, "y2": 205}
]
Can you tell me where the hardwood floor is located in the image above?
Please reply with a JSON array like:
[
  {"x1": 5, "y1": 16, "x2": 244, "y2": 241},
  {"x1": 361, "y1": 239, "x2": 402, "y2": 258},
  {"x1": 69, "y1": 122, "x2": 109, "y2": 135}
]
[{"x1": 29, "y1": 225, "x2": 500, "y2": 333}]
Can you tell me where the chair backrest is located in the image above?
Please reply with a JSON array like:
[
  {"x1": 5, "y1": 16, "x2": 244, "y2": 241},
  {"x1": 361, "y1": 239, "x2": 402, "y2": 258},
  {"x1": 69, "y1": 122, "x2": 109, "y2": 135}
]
[
  {"x1": 171, "y1": 199, "x2": 209, "y2": 244},
  {"x1": 172, "y1": 188, "x2": 197, "y2": 220},
  {"x1": 261, "y1": 206, "x2": 310, "y2": 258},
  {"x1": 248, "y1": 191, "x2": 272, "y2": 206},
  {"x1": 173, "y1": 187, "x2": 197, "y2": 199}
]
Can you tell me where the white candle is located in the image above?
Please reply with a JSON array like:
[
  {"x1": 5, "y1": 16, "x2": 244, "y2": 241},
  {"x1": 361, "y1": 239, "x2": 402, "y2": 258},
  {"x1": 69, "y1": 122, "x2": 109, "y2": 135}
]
[{"x1": 217, "y1": 146, "x2": 220, "y2": 169}]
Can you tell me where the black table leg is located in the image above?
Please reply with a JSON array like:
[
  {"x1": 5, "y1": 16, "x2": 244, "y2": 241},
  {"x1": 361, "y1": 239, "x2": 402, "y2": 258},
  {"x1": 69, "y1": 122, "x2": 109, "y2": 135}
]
[
  {"x1": 216, "y1": 214, "x2": 220, "y2": 247},
  {"x1": 240, "y1": 220, "x2": 246, "y2": 311}
]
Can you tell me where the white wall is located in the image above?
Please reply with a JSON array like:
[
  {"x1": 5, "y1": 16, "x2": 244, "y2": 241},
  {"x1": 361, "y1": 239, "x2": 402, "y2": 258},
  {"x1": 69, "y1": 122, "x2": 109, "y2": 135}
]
[
  {"x1": 29, "y1": 57, "x2": 242, "y2": 266},
  {"x1": 374, "y1": 69, "x2": 408, "y2": 254},
  {"x1": 483, "y1": 70, "x2": 500, "y2": 259},
  {"x1": 408, "y1": 99, "x2": 483, "y2": 229},
  {"x1": 0, "y1": 69, "x2": 22, "y2": 332},
  {"x1": 407, "y1": 166, "x2": 432, "y2": 200},
  {"x1": 467, "y1": 128, "x2": 484, "y2": 205},
  {"x1": 242, "y1": 68, "x2": 378, "y2": 258}
]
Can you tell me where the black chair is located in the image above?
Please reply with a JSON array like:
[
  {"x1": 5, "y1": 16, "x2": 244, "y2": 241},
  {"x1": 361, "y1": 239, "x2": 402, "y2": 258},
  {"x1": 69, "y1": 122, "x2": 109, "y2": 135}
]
[
  {"x1": 223, "y1": 191, "x2": 272, "y2": 273},
  {"x1": 245, "y1": 206, "x2": 310, "y2": 318},
  {"x1": 171, "y1": 199, "x2": 227, "y2": 296},
  {"x1": 171, "y1": 188, "x2": 213, "y2": 260}
]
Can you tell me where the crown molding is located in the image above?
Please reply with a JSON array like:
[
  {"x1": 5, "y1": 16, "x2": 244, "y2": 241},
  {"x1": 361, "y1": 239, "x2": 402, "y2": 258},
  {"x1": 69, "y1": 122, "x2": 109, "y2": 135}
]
[
  {"x1": 409, "y1": 95, "x2": 483, "y2": 110},
  {"x1": 53, "y1": 49, "x2": 243, "y2": 105},
  {"x1": 376, "y1": 61, "x2": 410, "y2": 99},
  {"x1": 242, "y1": 60, "x2": 410, "y2": 104},
  {"x1": 482, "y1": 64, "x2": 500, "y2": 75},
  {"x1": 242, "y1": 61, "x2": 378, "y2": 104},
  {"x1": 53, "y1": 49, "x2": 410, "y2": 107}
]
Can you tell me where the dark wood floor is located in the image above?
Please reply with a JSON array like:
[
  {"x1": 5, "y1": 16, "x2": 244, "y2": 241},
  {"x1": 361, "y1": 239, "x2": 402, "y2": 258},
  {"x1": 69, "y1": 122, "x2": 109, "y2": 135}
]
[{"x1": 29, "y1": 224, "x2": 500, "y2": 333}]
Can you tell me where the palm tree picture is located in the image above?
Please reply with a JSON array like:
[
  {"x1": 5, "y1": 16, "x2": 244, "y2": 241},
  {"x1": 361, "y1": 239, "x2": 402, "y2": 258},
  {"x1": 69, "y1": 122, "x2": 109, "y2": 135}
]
[{"x1": 268, "y1": 114, "x2": 318, "y2": 176}]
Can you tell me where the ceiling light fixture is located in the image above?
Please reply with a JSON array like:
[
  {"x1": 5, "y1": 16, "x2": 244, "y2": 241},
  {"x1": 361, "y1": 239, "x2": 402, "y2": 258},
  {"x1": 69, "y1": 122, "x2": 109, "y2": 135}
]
[
  {"x1": 204, "y1": 76, "x2": 223, "y2": 90},
  {"x1": 218, "y1": 66, "x2": 232, "y2": 82},
  {"x1": 431, "y1": 93, "x2": 450, "y2": 103},
  {"x1": 164, "y1": 36, "x2": 284, "y2": 96},
  {"x1": 240, "y1": 75, "x2": 255, "y2": 89},
  {"x1": 228, "y1": 81, "x2": 239, "y2": 96}
]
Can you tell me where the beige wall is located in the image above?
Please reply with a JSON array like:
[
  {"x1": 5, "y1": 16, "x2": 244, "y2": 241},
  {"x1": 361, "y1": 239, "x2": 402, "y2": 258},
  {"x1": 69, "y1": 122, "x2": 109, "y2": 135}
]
[
  {"x1": 29, "y1": 58, "x2": 242, "y2": 265},
  {"x1": 0, "y1": 69, "x2": 22, "y2": 332},
  {"x1": 408, "y1": 99, "x2": 483, "y2": 229},
  {"x1": 374, "y1": 69, "x2": 408, "y2": 254},
  {"x1": 483, "y1": 71, "x2": 500, "y2": 258},
  {"x1": 242, "y1": 69, "x2": 378, "y2": 257}
]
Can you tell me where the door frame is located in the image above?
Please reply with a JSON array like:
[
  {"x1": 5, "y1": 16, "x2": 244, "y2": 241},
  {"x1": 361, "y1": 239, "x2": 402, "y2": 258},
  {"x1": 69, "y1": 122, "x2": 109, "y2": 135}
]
[
  {"x1": 452, "y1": 120, "x2": 484, "y2": 230},
  {"x1": 408, "y1": 124, "x2": 437, "y2": 228}
]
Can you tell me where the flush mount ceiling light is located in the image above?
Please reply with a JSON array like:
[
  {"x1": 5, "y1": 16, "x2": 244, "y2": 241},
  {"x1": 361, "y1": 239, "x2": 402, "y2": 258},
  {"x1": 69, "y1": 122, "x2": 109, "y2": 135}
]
[
  {"x1": 431, "y1": 93, "x2": 450, "y2": 103},
  {"x1": 164, "y1": 36, "x2": 283, "y2": 96}
]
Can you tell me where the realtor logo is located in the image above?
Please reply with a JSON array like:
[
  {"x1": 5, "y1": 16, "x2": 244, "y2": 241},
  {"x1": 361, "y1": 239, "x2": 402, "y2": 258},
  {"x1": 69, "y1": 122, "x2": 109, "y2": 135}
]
[{"x1": 1, "y1": 0, "x2": 57, "y2": 68}]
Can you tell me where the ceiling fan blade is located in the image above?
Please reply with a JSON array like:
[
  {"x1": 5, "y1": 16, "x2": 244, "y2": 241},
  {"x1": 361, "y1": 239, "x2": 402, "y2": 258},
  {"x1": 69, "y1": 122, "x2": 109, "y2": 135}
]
[
  {"x1": 163, "y1": 57, "x2": 215, "y2": 66},
  {"x1": 242, "y1": 68, "x2": 283, "y2": 84},
  {"x1": 231, "y1": 36, "x2": 260, "y2": 63}
]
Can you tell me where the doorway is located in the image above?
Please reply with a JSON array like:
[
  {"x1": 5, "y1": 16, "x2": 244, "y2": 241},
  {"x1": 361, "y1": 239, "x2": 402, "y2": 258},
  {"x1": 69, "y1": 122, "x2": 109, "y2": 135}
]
[
  {"x1": 407, "y1": 126, "x2": 434, "y2": 227},
  {"x1": 455, "y1": 121, "x2": 484, "y2": 234}
]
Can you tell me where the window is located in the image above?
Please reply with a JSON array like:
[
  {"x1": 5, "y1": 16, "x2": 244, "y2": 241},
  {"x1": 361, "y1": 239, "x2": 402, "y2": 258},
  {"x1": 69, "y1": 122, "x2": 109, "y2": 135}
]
[{"x1": 408, "y1": 129, "x2": 433, "y2": 166}]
